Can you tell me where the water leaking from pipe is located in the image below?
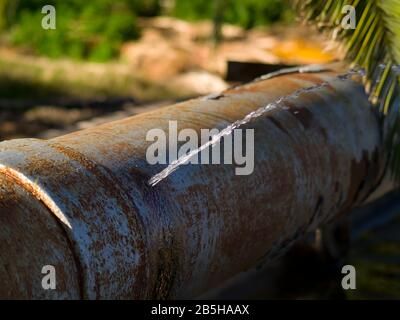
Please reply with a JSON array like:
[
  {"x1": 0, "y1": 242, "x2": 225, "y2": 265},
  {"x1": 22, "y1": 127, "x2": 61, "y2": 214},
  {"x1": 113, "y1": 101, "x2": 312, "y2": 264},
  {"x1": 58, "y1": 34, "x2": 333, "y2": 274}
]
[{"x1": 148, "y1": 68, "x2": 366, "y2": 186}]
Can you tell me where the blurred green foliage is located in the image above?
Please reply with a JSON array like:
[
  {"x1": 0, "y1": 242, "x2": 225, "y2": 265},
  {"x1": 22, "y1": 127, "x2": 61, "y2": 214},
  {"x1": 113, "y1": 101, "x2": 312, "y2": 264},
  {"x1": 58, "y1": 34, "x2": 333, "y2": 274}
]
[
  {"x1": 0, "y1": 0, "x2": 290, "y2": 61},
  {"x1": 172, "y1": 0, "x2": 292, "y2": 30},
  {"x1": 3, "y1": 0, "x2": 154, "y2": 61}
]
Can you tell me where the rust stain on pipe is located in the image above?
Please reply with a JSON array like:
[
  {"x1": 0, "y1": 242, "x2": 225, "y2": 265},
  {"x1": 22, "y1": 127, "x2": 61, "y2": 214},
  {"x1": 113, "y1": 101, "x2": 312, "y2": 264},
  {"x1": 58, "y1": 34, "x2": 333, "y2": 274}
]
[{"x1": 0, "y1": 71, "x2": 383, "y2": 299}]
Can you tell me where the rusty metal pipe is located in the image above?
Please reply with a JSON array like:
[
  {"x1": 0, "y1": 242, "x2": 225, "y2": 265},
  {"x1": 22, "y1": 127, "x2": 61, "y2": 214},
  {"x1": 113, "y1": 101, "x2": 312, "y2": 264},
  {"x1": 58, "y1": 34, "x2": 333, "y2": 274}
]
[{"x1": 0, "y1": 71, "x2": 383, "y2": 299}]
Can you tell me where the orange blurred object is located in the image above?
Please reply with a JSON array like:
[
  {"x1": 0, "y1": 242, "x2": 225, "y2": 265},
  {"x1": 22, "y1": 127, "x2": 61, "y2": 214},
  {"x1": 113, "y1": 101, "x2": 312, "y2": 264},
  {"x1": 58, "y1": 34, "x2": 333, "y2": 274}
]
[{"x1": 272, "y1": 38, "x2": 336, "y2": 64}]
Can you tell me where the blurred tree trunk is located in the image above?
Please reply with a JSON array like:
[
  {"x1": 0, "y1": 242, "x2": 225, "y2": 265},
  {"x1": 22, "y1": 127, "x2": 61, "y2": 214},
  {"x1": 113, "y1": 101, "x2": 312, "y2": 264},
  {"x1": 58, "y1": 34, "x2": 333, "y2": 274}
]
[
  {"x1": 0, "y1": 0, "x2": 7, "y2": 31},
  {"x1": 0, "y1": 0, "x2": 18, "y2": 31},
  {"x1": 213, "y1": 0, "x2": 227, "y2": 45}
]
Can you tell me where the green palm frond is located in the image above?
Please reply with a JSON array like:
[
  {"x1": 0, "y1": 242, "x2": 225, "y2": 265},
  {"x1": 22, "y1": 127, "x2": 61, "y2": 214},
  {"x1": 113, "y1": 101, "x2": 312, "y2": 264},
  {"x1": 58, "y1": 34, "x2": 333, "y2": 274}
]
[{"x1": 295, "y1": 0, "x2": 400, "y2": 181}]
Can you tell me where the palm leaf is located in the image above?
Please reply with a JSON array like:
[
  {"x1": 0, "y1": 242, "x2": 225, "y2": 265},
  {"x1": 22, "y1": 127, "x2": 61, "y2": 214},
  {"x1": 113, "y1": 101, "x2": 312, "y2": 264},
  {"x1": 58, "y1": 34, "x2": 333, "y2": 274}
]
[{"x1": 295, "y1": 0, "x2": 400, "y2": 181}]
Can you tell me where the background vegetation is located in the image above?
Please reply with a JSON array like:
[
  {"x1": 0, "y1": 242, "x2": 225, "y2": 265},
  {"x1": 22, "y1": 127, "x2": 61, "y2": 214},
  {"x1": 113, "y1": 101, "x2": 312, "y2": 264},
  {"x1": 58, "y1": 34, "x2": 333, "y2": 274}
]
[
  {"x1": 173, "y1": 0, "x2": 291, "y2": 30},
  {"x1": 0, "y1": 0, "x2": 291, "y2": 61}
]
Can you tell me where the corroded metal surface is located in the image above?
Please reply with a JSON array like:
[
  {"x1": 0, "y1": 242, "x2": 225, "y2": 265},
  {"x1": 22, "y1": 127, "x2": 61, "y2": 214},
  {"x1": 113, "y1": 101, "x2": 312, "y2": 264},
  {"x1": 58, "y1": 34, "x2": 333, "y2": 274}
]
[
  {"x1": 0, "y1": 71, "x2": 383, "y2": 299},
  {"x1": 0, "y1": 176, "x2": 80, "y2": 299}
]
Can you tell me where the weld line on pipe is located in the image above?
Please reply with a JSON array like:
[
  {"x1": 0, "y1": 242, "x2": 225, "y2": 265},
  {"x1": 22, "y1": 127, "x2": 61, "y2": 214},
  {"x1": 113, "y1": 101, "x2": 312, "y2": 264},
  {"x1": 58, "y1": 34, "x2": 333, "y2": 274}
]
[
  {"x1": 0, "y1": 166, "x2": 86, "y2": 299},
  {"x1": 0, "y1": 165, "x2": 71, "y2": 228}
]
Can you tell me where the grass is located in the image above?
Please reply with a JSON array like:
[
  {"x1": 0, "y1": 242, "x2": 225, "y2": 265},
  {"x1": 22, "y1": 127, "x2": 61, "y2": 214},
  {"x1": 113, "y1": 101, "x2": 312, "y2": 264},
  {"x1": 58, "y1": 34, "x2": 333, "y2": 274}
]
[
  {"x1": 345, "y1": 259, "x2": 400, "y2": 299},
  {"x1": 0, "y1": 50, "x2": 180, "y2": 103}
]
